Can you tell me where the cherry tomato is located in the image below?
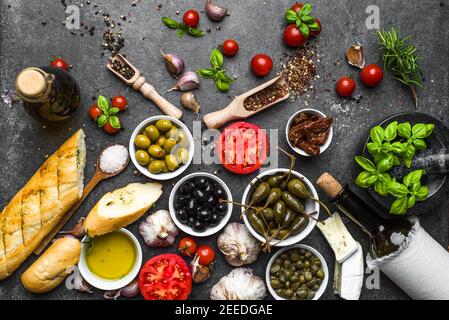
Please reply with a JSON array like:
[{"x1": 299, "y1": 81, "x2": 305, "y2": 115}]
[
  {"x1": 336, "y1": 76, "x2": 356, "y2": 97},
  {"x1": 183, "y1": 9, "x2": 200, "y2": 28},
  {"x1": 138, "y1": 254, "x2": 192, "y2": 300},
  {"x1": 102, "y1": 121, "x2": 120, "y2": 135},
  {"x1": 88, "y1": 104, "x2": 103, "y2": 121},
  {"x1": 217, "y1": 122, "x2": 268, "y2": 175},
  {"x1": 222, "y1": 39, "x2": 239, "y2": 57},
  {"x1": 360, "y1": 64, "x2": 384, "y2": 87},
  {"x1": 196, "y1": 246, "x2": 215, "y2": 266},
  {"x1": 290, "y1": 3, "x2": 304, "y2": 13},
  {"x1": 111, "y1": 95, "x2": 128, "y2": 111},
  {"x1": 283, "y1": 24, "x2": 306, "y2": 47},
  {"x1": 309, "y1": 18, "x2": 322, "y2": 37},
  {"x1": 178, "y1": 237, "x2": 198, "y2": 257},
  {"x1": 250, "y1": 54, "x2": 273, "y2": 77},
  {"x1": 50, "y1": 57, "x2": 69, "y2": 71}
]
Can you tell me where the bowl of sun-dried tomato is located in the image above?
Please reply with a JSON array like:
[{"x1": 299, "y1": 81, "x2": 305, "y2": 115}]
[{"x1": 286, "y1": 109, "x2": 334, "y2": 157}]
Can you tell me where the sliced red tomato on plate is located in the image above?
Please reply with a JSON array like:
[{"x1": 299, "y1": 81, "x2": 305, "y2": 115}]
[
  {"x1": 216, "y1": 122, "x2": 268, "y2": 175},
  {"x1": 138, "y1": 254, "x2": 192, "y2": 300}
]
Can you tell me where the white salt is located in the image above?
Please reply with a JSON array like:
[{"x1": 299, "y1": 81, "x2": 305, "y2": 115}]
[{"x1": 100, "y1": 144, "x2": 129, "y2": 174}]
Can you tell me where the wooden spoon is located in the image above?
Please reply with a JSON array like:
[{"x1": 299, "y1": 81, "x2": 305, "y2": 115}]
[
  {"x1": 203, "y1": 76, "x2": 289, "y2": 129},
  {"x1": 33, "y1": 144, "x2": 130, "y2": 255},
  {"x1": 107, "y1": 54, "x2": 183, "y2": 119}
]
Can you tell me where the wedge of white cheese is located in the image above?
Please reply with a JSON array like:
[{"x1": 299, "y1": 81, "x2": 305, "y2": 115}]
[
  {"x1": 317, "y1": 212, "x2": 358, "y2": 263},
  {"x1": 334, "y1": 242, "x2": 364, "y2": 300}
]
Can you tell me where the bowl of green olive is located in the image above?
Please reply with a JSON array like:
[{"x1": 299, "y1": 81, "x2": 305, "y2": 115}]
[
  {"x1": 266, "y1": 245, "x2": 329, "y2": 300},
  {"x1": 241, "y1": 169, "x2": 319, "y2": 247},
  {"x1": 130, "y1": 116, "x2": 194, "y2": 180}
]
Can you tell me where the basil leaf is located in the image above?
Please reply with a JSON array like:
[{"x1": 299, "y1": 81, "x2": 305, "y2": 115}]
[
  {"x1": 403, "y1": 169, "x2": 424, "y2": 186},
  {"x1": 97, "y1": 95, "x2": 109, "y2": 113},
  {"x1": 210, "y1": 48, "x2": 224, "y2": 69},
  {"x1": 377, "y1": 154, "x2": 393, "y2": 173},
  {"x1": 425, "y1": 124, "x2": 435, "y2": 137},
  {"x1": 217, "y1": 71, "x2": 233, "y2": 83},
  {"x1": 403, "y1": 158, "x2": 412, "y2": 168},
  {"x1": 412, "y1": 123, "x2": 427, "y2": 139},
  {"x1": 367, "y1": 142, "x2": 381, "y2": 155},
  {"x1": 384, "y1": 121, "x2": 398, "y2": 141},
  {"x1": 355, "y1": 156, "x2": 376, "y2": 172},
  {"x1": 299, "y1": 23, "x2": 309, "y2": 37},
  {"x1": 372, "y1": 152, "x2": 387, "y2": 165},
  {"x1": 404, "y1": 144, "x2": 416, "y2": 160},
  {"x1": 407, "y1": 195, "x2": 416, "y2": 209},
  {"x1": 370, "y1": 126, "x2": 385, "y2": 144},
  {"x1": 109, "y1": 116, "x2": 121, "y2": 129},
  {"x1": 397, "y1": 122, "x2": 411, "y2": 138},
  {"x1": 308, "y1": 21, "x2": 320, "y2": 31},
  {"x1": 415, "y1": 185, "x2": 428, "y2": 201},
  {"x1": 411, "y1": 180, "x2": 421, "y2": 192},
  {"x1": 375, "y1": 181, "x2": 389, "y2": 197},
  {"x1": 108, "y1": 107, "x2": 119, "y2": 115},
  {"x1": 296, "y1": 19, "x2": 302, "y2": 29},
  {"x1": 177, "y1": 29, "x2": 184, "y2": 38},
  {"x1": 381, "y1": 142, "x2": 392, "y2": 153},
  {"x1": 300, "y1": 3, "x2": 313, "y2": 16},
  {"x1": 97, "y1": 114, "x2": 108, "y2": 128},
  {"x1": 355, "y1": 171, "x2": 377, "y2": 188},
  {"x1": 186, "y1": 26, "x2": 204, "y2": 38},
  {"x1": 390, "y1": 197, "x2": 408, "y2": 215},
  {"x1": 380, "y1": 173, "x2": 392, "y2": 184},
  {"x1": 215, "y1": 79, "x2": 230, "y2": 92},
  {"x1": 197, "y1": 68, "x2": 216, "y2": 79},
  {"x1": 413, "y1": 138, "x2": 427, "y2": 150},
  {"x1": 391, "y1": 141, "x2": 405, "y2": 154},
  {"x1": 285, "y1": 9, "x2": 298, "y2": 23},
  {"x1": 162, "y1": 17, "x2": 180, "y2": 29},
  {"x1": 393, "y1": 154, "x2": 401, "y2": 166},
  {"x1": 387, "y1": 181, "x2": 409, "y2": 198},
  {"x1": 301, "y1": 15, "x2": 315, "y2": 24}
]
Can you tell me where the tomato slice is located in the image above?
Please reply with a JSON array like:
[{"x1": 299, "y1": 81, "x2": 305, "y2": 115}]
[
  {"x1": 217, "y1": 122, "x2": 268, "y2": 175},
  {"x1": 138, "y1": 254, "x2": 192, "y2": 300}
]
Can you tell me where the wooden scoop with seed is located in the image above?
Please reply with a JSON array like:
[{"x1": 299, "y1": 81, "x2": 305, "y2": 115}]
[
  {"x1": 203, "y1": 76, "x2": 289, "y2": 129},
  {"x1": 107, "y1": 54, "x2": 183, "y2": 119}
]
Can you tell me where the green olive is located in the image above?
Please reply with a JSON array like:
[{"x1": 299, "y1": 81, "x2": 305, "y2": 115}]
[
  {"x1": 156, "y1": 135, "x2": 167, "y2": 147},
  {"x1": 270, "y1": 279, "x2": 282, "y2": 290},
  {"x1": 145, "y1": 125, "x2": 160, "y2": 142},
  {"x1": 148, "y1": 144, "x2": 165, "y2": 159},
  {"x1": 176, "y1": 147, "x2": 189, "y2": 164},
  {"x1": 134, "y1": 135, "x2": 151, "y2": 149},
  {"x1": 165, "y1": 154, "x2": 179, "y2": 171},
  {"x1": 156, "y1": 119, "x2": 173, "y2": 132},
  {"x1": 135, "y1": 150, "x2": 150, "y2": 166},
  {"x1": 177, "y1": 130, "x2": 190, "y2": 147},
  {"x1": 163, "y1": 138, "x2": 178, "y2": 154},
  {"x1": 166, "y1": 126, "x2": 180, "y2": 140},
  {"x1": 148, "y1": 160, "x2": 164, "y2": 174}
]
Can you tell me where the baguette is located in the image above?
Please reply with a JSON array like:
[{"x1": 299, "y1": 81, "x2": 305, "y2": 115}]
[
  {"x1": 0, "y1": 129, "x2": 86, "y2": 280},
  {"x1": 21, "y1": 237, "x2": 81, "y2": 293},
  {"x1": 84, "y1": 183, "x2": 163, "y2": 237}
]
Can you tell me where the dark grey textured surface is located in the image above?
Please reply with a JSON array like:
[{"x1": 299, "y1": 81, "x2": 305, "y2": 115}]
[{"x1": 0, "y1": 0, "x2": 448, "y2": 300}]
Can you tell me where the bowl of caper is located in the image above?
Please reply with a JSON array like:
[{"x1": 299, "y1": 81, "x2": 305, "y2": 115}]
[
  {"x1": 130, "y1": 116, "x2": 194, "y2": 180},
  {"x1": 266, "y1": 245, "x2": 329, "y2": 300}
]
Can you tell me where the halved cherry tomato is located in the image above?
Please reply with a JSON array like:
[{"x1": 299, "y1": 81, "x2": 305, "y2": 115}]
[
  {"x1": 196, "y1": 246, "x2": 215, "y2": 266},
  {"x1": 178, "y1": 237, "x2": 197, "y2": 257},
  {"x1": 50, "y1": 57, "x2": 69, "y2": 71},
  {"x1": 283, "y1": 24, "x2": 306, "y2": 47},
  {"x1": 138, "y1": 254, "x2": 192, "y2": 300},
  {"x1": 183, "y1": 9, "x2": 200, "y2": 28},
  {"x1": 250, "y1": 54, "x2": 273, "y2": 77},
  {"x1": 102, "y1": 121, "x2": 120, "y2": 135},
  {"x1": 222, "y1": 39, "x2": 239, "y2": 57},
  {"x1": 290, "y1": 3, "x2": 304, "y2": 13},
  {"x1": 88, "y1": 104, "x2": 103, "y2": 121},
  {"x1": 111, "y1": 95, "x2": 128, "y2": 111},
  {"x1": 217, "y1": 122, "x2": 268, "y2": 175}
]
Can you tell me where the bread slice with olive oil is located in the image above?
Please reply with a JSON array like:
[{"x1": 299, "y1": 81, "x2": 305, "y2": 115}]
[
  {"x1": 84, "y1": 183, "x2": 163, "y2": 237},
  {"x1": 0, "y1": 129, "x2": 86, "y2": 280}
]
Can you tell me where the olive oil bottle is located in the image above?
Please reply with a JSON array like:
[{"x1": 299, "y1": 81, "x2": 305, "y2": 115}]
[
  {"x1": 15, "y1": 67, "x2": 80, "y2": 122},
  {"x1": 317, "y1": 173, "x2": 413, "y2": 258}
]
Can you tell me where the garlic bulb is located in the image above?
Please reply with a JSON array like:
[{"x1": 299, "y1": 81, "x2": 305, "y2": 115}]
[
  {"x1": 210, "y1": 268, "x2": 266, "y2": 300},
  {"x1": 139, "y1": 210, "x2": 179, "y2": 247},
  {"x1": 217, "y1": 223, "x2": 261, "y2": 267}
]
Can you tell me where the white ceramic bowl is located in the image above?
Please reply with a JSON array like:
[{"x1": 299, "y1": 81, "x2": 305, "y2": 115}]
[
  {"x1": 78, "y1": 228, "x2": 142, "y2": 291},
  {"x1": 130, "y1": 116, "x2": 194, "y2": 180},
  {"x1": 169, "y1": 172, "x2": 233, "y2": 237},
  {"x1": 266, "y1": 244, "x2": 329, "y2": 300},
  {"x1": 242, "y1": 169, "x2": 319, "y2": 247},
  {"x1": 286, "y1": 108, "x2": 333, "y2": 157}
]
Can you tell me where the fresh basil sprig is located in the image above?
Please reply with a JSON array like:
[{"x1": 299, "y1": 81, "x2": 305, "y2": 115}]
[
  {"x1": 355, "y1": 155, "x2": 393, "y2": 196},
  {"x1": 197, "y1": 48, "x2": 233, "y2": 92},
  {"x1": 96, "y1": 95, "x2": 121, "y2": 129},
  {"x1": 284, "y1": 3, "x2": 320, "y2": 38},
  {"x1": 161, "y1": 17, "x2": 204, "y2": 38},
  {"x1": 388, "y1": 169, "x2": 428, "y2": 215}
]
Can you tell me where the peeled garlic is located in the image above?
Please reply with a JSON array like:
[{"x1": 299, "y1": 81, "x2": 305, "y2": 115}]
[{"x1": 210, "y1": 268, "x2": 266, "y2": 300}]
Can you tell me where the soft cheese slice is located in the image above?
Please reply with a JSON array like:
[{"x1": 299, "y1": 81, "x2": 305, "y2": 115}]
[
  {"x1": 84, "y1": 183, "x2": 163, "y2": 237},
  {"x1": 317, "y1": 212, "x2": 358, "y2": 263},
  {"x1": 334, "y1": 242, "x2": 364, "y2": 300}
]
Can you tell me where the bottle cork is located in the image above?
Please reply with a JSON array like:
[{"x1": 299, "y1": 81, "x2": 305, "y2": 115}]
[
  {"x1": 316, "y1": 172, "x2": 344, "y2": 199},
  {"x1": 15, "y1": 68, "x2": 48, "y2": 99}
]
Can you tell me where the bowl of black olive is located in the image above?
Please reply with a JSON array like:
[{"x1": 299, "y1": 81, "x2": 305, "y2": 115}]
[
  {"x1": 266, "y1": 245, "x2": 329, "y2": 300},
  {"x1": 169, "y1": 173, "x2": 233, "y2": 237}
]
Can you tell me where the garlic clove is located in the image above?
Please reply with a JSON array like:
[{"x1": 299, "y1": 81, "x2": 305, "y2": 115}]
[
  {"x1": 59, "y1": 217, "x2": 86, "y2": 238},
  {"x1": 161, "y1": 49, "x2": 185, "y2": 77},
  {"x1": 190, "y1": 255, "x2": 211, "y2": 284},
  {"x1": 166, "y1": 71, "x2": 200, "y2": 93},
  {"x1": 205, "y1": 0, "x2": 228, "y2": 22},
  {"x1": 346, "y1": 43, "x2": 366, "y2": 69},
  {"x1": 180, "y1": 92, "x2": 201, "y2": 115}
]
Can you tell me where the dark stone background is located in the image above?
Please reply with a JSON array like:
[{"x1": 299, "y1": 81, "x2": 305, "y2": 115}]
[{"x1": 0, "y1": 0, "x2": 448, "y2": 300}]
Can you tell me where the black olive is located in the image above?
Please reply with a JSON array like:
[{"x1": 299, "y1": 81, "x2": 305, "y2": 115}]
[
  {"x1": 194, "y1": 177, "x2": 208, "y2": 189},
  {"x1": 192, "y1": 189, "x2": 206, "y2": 203},
  {"x1": 187, "y1": 216, "x2": 196, "y2": 227},
  {"x1": 204, "y1": 182, "x2": 214, "y2": 194},
  {"x1": 174, "y1": 195, "x2": 189, "y2": 210},
  {"x1": 180, "y1": 181, "x2": 195, "y2": 195},
  {"x1": 208, "y1": 213, "x2": 221, "y2": 227},
  {"x1": 204, "y1": 195, "x2": 217, "y2": 208},
  {"x1": 197, "y1": 209, "x2": 212, "y2": 221},
  {"x1": 214, "y1": 187, "x2": 226, "y2": 199},
  {"x1": 176, "y1": 209, "x2": 188, "y2": 224},
  {"x1": 186, "y1": 198, "x2": 198, "y2": 215},
  {"x1": 214, "y1": 203, "x2": 228, "y2": 216},
  {"x1": 193, "y1": 220, "x2": 206, "y2": 232}
]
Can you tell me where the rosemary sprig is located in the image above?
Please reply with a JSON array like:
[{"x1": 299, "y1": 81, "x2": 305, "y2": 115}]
[
  {"x1": 376, "y1": 28, "x2": 423, "y2": 108},
  {"x1": 81, "y1": 234, "x2": 95, "y2": 256}
]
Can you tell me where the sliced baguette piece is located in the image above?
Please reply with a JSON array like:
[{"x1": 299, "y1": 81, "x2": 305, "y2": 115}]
[
  {"x1": 84, "y1": 183, "x2": 163, "y2": 237},
  {"x1": 0, "y1": 209, "x2": 7, "y2": 277}
]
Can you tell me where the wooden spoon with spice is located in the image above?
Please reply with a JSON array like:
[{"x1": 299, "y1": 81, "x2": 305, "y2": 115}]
[
  {"x1": 203, "y1": 76, "x2": 289, "y2": 129},
  {"x1": 107, "y1": 54, "x2": 183, "y2": 119},
  {"x1": 33, "y1": 144, "x2": 130, "y2": 255}
]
